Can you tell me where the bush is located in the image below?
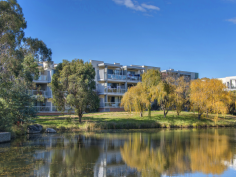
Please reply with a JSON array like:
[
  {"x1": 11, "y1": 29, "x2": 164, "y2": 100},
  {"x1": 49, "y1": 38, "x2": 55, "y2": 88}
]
[{"x1": 65, "y1": 117, "x2": 72, "y2": 123}]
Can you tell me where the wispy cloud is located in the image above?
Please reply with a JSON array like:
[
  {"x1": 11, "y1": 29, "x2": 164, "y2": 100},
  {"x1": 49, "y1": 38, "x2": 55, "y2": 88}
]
[
  {"x1": 112, "y1": 0, "x2": 160, "y2": 12},
  {"x1": 226, "y1": 17, "x2": 236, "y2": 24},
  {"x1": 141, "y1": 3, "x2": 160, "y2": 11}
]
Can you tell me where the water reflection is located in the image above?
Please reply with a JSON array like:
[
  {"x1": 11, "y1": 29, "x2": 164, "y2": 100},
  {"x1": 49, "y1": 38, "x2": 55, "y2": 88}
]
[{"x1": 0, "y1": 129, "x2": 236, "y2": 177}]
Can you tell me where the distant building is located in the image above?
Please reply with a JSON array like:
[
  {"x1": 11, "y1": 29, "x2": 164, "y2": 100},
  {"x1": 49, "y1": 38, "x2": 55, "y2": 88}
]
[
  {"x1": 161, "y1": 69, "x2": 199, "y2": 81},
  {"x1": 218, "y1": 76, "x2": 236, "y2": 91}
]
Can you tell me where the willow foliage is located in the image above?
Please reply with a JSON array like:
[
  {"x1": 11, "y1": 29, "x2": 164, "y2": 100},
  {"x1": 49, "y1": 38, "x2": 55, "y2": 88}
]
[{"x1": 190, "y1": 78, "x2": 232, "y2": 120}]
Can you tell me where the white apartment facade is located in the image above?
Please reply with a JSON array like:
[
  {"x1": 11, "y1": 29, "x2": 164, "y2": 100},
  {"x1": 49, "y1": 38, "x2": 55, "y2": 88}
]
[
  {"x1": 91, "y1": 60, "x2": 199, "y2": 112},
  {"x1": 30, "y1": 61, "x2": 57, "y2": 114},
  {"x1": 32, "y1": 60, "x2": 199, "y2": 113},
  {"x1": 90, "y1": 60, "x2": 160, "y2": 112},
  {"x1": 218, "y1": 76, "x2": 236, "y2": 91}
]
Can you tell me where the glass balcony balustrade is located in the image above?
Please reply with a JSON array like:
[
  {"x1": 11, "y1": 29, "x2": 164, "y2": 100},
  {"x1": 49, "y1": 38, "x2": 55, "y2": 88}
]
[
  {"x1": 107, "y1": 74, "x2": 126, "y2": 80},
  {"x1": 28, "y1": 90, "x2": 48, "y2": 98},
  {"x1": 34, "y1": 75, "x2": 48, "y2": 81},
  {"x1": 105, "y1": 87, "x2": 126, "y2": 94},
  {"x1": 127, "y1": 75, "x2": 142, "y2": 82},
  {"x1": 33, "y1": 106, "x2": 51, "y2": 112},
  {"x1": 104, "y1": 102, "x2": 122, "y2": 108}
]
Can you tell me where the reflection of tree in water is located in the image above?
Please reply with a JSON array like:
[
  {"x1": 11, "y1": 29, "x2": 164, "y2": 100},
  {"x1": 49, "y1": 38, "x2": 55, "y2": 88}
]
[
  {"x1": 190, "y1": 132, "x2": 232, "y2": 174},
  {"x1": 120, "y1": 131, "x2": 233, "y2": 176},
  {"x1": 49, "y1": 135, "x2": 100, "y2": 177},
  {"x1": 0, "y1": 142, "x2": 45, "y2": 176}
]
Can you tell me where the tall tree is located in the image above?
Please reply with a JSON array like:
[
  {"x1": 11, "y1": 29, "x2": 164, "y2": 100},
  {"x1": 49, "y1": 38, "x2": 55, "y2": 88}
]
[
  {"x1": 51, "y1": 59, "x2": 100, "y2": 123},
  {"x1": 0, "y1": 0, "x2": 52, "y2": 130},
  {"x1": 141, "y1": 69, "x2": 161, "y2": 117}
]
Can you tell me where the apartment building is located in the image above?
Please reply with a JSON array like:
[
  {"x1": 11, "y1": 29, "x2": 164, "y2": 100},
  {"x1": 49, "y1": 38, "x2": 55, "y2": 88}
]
[
  {"x1": 161, "y1": 69, "x2": 199, "y2": 81},
  {"x1": 32, "y1": 60, "x2": 199, "y2": 113},
  {"x1": 30, "y1": 61, "x2": 57, "y2": 114},
  {"x1": 90, "y1": 60, "x2": 160, "y2": 112},
  {"x1": 218, "y1": 76, "x2": 236, "y2": 91}
]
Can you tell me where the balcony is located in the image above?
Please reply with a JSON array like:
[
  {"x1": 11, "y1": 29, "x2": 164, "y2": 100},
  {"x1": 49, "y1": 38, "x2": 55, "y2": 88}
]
[
  {"x1": 107, "y1": 74, "x2": 126, "y2": 80},
  {"x1": 104, "y1": 102, "x2": 122, "y2": 108},
  {"x1": 105, "y1": 87, "x2": 127, "y2": 95},
  {"x1": 33, "y1": 106, "x2": 51, "y2": 112},
  {"x1": 127, "y1": 75, "x2": 141, "y2": 82},
  {"x1": 34, "y1": 75, "x2": 48, "y2": 82},
  {"x1": 28, "y1": 90, "x2": 48, "y2": 98},
  {"x1": 228, "y1": 85, "x2": 236, "y2": 90}
]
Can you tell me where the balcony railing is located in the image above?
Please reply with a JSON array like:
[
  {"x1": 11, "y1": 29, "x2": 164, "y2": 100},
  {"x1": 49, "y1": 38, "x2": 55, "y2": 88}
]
[
  {"x1": 28, "y1": 90, "x2": 48, "y2": 98},
  {"x1": 33, "y1": 106, "x2": 51, "y2": 112},
  {"x1": 34, "y1": 75, "x2": 48, "y2": 81},
  {"x1": 52, "y1": 106, "x2": 57, "y2": 111},
  {"x1": 104, "y1": 102, "x2": 122, "y2": 108},
  {"x1": 107, "y1": 74, "x2": 126, "y2": 80},
  {"x1": 127, "y1": 75, "x2": 141, "y2": 82},
  {"x1": 105, "y1": 87, "x2": 126, "y2": 94},
  {"x1": 228, "y1": 85, "x2": 236, "y2": 89}
]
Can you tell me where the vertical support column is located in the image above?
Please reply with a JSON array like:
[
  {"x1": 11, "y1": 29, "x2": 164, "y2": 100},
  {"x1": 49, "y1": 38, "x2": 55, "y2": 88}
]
[{"x1": 50, "y1": 102, "x2": 52, "y2": 112}]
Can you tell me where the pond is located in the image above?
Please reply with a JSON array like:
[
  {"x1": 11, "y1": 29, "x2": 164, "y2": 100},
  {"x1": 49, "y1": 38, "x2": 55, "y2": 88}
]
[{"x1": 1, "y1": 128, "x2": 236, "y2": 177}]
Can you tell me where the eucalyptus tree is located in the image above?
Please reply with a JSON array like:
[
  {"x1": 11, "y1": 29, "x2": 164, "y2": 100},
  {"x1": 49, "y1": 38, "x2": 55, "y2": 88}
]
[
  {"x1": 51, "y1": 59, "x2": 100, "y2": 123},
  {"x1": 0, "y1": 0, "x2": 52, "y2": 130}
]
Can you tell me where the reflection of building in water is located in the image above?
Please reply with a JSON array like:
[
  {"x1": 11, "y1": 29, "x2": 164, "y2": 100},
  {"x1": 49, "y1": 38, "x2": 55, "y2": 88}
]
[{"x1": 93, "y1": 139, "x2": 140, "y2": 177}]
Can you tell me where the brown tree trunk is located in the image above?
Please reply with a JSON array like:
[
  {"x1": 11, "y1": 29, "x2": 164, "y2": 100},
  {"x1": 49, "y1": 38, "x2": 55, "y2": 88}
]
[
  {"x1": 140, "y1": 112, "x2": 143, "y2": 117},
  {"x1": 177, "y1": 111, "x2": 180, "y2": 116},
  {"x1": 198, "y1": 113, "x2": 201, "y2": 120},
  {"x1": 78, "y1": 112, "x2": 82, "y2": 123},
  {"x1": 148, "y1": 103, "x2": 151, "y2": 118}
]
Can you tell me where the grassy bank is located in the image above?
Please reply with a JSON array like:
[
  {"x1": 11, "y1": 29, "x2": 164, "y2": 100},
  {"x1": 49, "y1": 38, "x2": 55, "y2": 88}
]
[{"x1": 34, "y1": 111, "x2": 236, "y2": 132}]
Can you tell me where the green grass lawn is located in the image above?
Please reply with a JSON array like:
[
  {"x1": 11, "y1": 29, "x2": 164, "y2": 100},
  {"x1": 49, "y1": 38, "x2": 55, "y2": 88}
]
[{"x1": 35, "y1": 111, "x2": 236, "y2": 131}]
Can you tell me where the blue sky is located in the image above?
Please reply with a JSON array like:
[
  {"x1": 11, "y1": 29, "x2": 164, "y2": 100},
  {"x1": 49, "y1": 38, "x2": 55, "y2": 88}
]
[{"x1": 18, "y1": 0, "x2": 236, "y2": 78}]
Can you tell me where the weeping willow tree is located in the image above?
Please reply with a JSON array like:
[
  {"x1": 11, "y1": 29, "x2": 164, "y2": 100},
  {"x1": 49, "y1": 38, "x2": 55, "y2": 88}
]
[
  {"x1": 121, "y1": 82, "x2": 148, "y2": 117},
  {"x1": 150, "y1": 79, "x2": 176, "y2": 118},
  {"x1": 190, "y1": 78, "x2": 233, "y2": 120},
  {"x1": 141, "y1": 69, "x2": 161, "y2": 117}
]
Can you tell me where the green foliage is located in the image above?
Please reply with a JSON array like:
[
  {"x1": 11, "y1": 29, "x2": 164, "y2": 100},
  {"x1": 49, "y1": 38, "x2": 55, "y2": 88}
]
[
  {"x1": 50, "y1": 59, "x2": 100, "y2": 122},
  {"x1": 0, "y1": 80, "x2": 37, "y2": 131},
  {"x1": 0, "y1": 0, "x2": 52, "y2": 131}
]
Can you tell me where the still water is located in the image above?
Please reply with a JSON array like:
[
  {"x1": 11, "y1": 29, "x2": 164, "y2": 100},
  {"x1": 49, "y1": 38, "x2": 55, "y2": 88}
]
[{"x1": 1, "y1": 128, "x2": 236, "y2": 177}]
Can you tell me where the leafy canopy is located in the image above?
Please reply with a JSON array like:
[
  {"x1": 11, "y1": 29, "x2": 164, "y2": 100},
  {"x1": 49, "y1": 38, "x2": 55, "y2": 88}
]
[{"x1": 51, "y1": 59, "x2": 100, "y2": 122}]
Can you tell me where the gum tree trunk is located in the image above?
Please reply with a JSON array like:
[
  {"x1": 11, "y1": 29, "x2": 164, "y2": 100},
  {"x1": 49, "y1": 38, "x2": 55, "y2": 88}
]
[{"x1": 140, "y1": 112, "x2": 143, "y2": 117}]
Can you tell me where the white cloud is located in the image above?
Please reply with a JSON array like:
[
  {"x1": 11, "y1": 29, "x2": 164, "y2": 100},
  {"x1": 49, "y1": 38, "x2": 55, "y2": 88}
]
[
  {"x1": 112, "y1": 0, "x2": 160, "y2": 12},
  {"x1": 226, "y1": 17, "x2": 236, "y2": 24},
  {"x1": 141, "y1": 3, "x2": 160, "y2": 11}
]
